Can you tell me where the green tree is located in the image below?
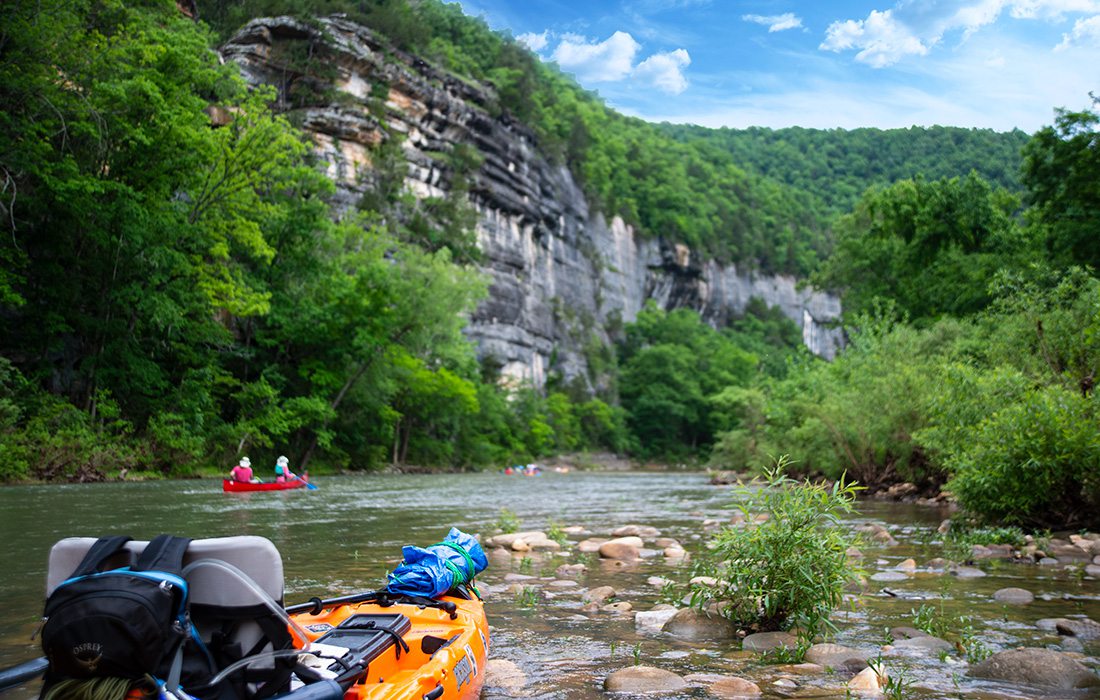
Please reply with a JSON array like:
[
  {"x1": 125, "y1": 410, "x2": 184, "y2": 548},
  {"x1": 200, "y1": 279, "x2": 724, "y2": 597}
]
[{"x1": 1022, "y1": 99, "x2": 1100, "y2": 271}]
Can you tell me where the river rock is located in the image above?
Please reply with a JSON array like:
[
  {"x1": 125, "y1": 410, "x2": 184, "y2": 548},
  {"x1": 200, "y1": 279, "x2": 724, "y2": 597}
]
[
  {"x1": 664, "y1": 546, "x2": 687, "y2": 559},
  {"x1": 1056, "y1": 617, "x2": 1100, "y2": 639},
  {"x1": 690, "y1": 575, "x2": 719, "y2": 587},
  {"x1": 708, "y1": 676, "x2": 762, "y2": 698},
  {"x1": 601, "y1": 601, "x2": 633, "y2": 614},
  {"x1": 847, "y1": 666, "x2": 886, "y2": 693},
  {"x1": 582, "y1": 585, "x2": 616, "y2": 604},
  {"x1": 774, "y1": 663, "x2": 825, "y2": 675},
  {"x1": 662, "y1": 608, "x2": 737, "y2": 641},
  {"x1": 599, "y1": 537, "x2": 643, "y2": 560},
  {"x1": 870, "y1": 570, "x2": 908, "y2": 582},
  {"x1": 655, "y1": 537, "x2": 681, "y2": 548},
  {"x1": 969, "y1": 648, "x2": 1100, "y2": 689},
  {"x1": 951, "y1": 566, "x2": 987, "y2": 578},
  {"x1": 604, "y1": 665, "x2": 686, "y2": 693},
  {"x1": 924, "y1": 557, "x2": 951, "y2": 570},
  {"x1": 1086, "y1": 564, "x2": 1100, "y2": 577},
  {"x1": 487, "y1": 531, "x2": 545, "y2": 548},
  {"x1": 576, "y1": 538, "x2": 606, "y2": 553},
  {"x1": 1036, "y1": 618, "x2": 1067, "y2": 632},
  {"x1": 1052, "y1": 544, "x2": 1092, "y2": 563},
  {"x1": 612, "y1": 525, "x2": 660, "y2": 538},
  {"x1": 894, "y1": 558, "x2": 917, "y2": 572},
  {"x1": 804, "y1": 643, "x2": 870, "y2": 670},
  {"x1": 891, "y1": 636, "x2": 954, "y2": 654},
  {"x1": 992, "y1": 587, "x2": 1034, "y2": 604},
  {"x1": 888, "y1": 626, "x2": 929, "y2": 640},
  {"x1": 484, "y1": 658, "x2": 526, "y2": 694},
  {"x1": 742, "y1": 631, "x2": 798, "y2": 652},
  {"x1": 635, "y1": 606, "x2": 679, "y2": 634},
  {"x1": 555, "y1": 563, "x2": 586, "y2": 578},
  {"x1": 547, "y1": 579, "x2": 578, "y2": 588}
]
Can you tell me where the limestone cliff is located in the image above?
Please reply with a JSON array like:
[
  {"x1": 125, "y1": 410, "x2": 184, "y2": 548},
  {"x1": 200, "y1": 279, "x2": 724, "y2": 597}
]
[{"x1": 221, "y1": 16, "x2": 843, "y2": 388}]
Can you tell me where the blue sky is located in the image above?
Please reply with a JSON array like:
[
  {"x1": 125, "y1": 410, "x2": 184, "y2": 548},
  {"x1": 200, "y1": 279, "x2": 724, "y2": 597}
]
[{"x1": 455, "y1": 0, "x2": 1100, "y2": 132}]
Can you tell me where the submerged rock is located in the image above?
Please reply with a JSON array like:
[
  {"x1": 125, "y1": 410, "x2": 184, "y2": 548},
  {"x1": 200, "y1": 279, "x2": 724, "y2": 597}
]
[
  {"x1": 992, "y1": 587, "x2": 1034, "y2": 604},
  {"x1": 804, "y1": 643, "x2": 870, "y2": 670},
  {"x1": 599, "y1": 537, "x2": 643, "y2": 560},
  {"x1": 708, "y1": 676, "x2": 762, "y2": 698},
  {"x1": 847, "y1": 665, "x2": 887, "y2": 693},
  {"x1": 604, "y1": 665, "x2": 686, "y2": 693},
  {"x1": 635, "y1": 606, "x2": 679, "y2": 634},
  {"x1": 582, "y1": 585, "x2": 616, "y2": 604},
  {"x1": 741, "y1": 631, "x2": 798, "y2": 652},
  {"x1": 890, "y1": 636, "x2": 953, "y2": 655},
  {"x1": 661, "y1": 608, "x2": 737, "y2": 641},
  {"x1": 969, "y1": 648, "x2": 1100, "y2": 689},
  {"x1": 1056, "y1": 617, "x2": 1100, "y2": 640},
  {"x1": 484, "y1": 658, "x2": 527, "y2": 694}
]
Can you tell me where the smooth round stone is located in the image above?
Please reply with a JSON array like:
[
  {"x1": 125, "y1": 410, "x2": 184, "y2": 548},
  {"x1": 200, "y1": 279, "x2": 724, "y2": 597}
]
[
  {"x1": 891, "y1": 636, "x2": 954, "y2": 654},
  {"x1": 993, "y1": 587, "x2": 1034, "y2": 604},
  {"x1": 871, "y1": 570, "x2": 909, "y2": 582},
  {"x1": 604, "y1": 665, "x2": 686, "y2": 693},
  {"x1": 708, "y1": 676, "x2": 762, "y2": 698},
  {"x1": 970, "y1": 648, "x2": 1100, "y2": 689},
  {"x1": 951, "y1": 566, "x2": 987, "y2": 578},
  {"x1": 742, "y1": 631, "x2": 798, "y2": 652},
  {"x1": 484, "y1": 658, "x2": 527, "y2": 693}
]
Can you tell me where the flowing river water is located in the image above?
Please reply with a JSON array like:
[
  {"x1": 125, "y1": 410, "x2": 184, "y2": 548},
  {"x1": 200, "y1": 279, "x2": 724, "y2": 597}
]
[{"x1": 0, "y1": 471, "x2": 1097, "y2": 699}]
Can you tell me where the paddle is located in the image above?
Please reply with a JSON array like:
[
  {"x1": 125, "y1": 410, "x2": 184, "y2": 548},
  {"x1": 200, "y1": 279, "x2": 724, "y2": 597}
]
[
  {"x1": 0, "y1": 656, "x2": 47, "y2": 693},
  {"x1": 294, "y1": 472, "x2": 317, "y2": 490}
]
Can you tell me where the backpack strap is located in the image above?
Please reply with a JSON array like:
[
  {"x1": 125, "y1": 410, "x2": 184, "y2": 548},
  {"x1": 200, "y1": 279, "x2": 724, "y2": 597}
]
[
  {"x1": 69, "y1": 535, "x2": 133, "y2": 577},
  {"x1": 134, "y1": 535, "x2": 192, "y2": 576}
]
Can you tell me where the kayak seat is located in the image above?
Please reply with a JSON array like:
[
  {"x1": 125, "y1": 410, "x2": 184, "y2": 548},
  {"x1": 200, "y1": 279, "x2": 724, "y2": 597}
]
[{"x1": 46, "y1": 536, "x2": 294, "y2": 700}]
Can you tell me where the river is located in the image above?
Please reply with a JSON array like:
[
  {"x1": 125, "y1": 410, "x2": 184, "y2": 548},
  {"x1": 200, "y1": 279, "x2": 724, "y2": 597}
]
[{"x1": 0, "y1": 472, "x2": 1097, "y2": 698}]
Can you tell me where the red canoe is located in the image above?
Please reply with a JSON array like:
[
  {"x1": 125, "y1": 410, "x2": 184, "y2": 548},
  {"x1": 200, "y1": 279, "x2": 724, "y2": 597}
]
[{"x1": 222, "y1": 474, "x2": 310, "y2": 493}]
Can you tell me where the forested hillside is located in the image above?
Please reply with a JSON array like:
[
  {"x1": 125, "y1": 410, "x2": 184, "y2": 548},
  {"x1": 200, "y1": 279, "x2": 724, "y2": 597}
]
[{"x1": 661, "y1": 124, "x2": 1032, "y2": 217}]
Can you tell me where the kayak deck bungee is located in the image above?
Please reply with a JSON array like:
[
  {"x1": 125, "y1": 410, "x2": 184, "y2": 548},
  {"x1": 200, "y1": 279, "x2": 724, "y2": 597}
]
[
  {"x1": 289, "y1": 591, "x2": 488, "y2": 700},
  {"x1": 223, "y1": 474, "x2": 310, "y2": 492}
]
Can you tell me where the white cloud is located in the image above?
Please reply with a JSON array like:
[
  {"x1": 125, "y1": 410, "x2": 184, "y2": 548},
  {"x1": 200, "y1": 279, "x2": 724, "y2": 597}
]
[
  {"x1": 552, "y1": 31, "x2": 640, "y2": 82},
  {"x1": 633, "y1": 49, "x2": 692, "y2": 94},
  {"x1": 517, "y1": 31, "x2": 549, "y2": 52},
  {"x1": 821, "y1": 0, "x2": 1100, "y2": 66},
  {"x1": 742, "y1": 12, "x2": 803, "y2": 32},
  {"x1": 820, "y1": 9, "x2": 928, "y2": 67},
  {"x1": 1056, "y1": 13, "x2": 1100, "y2": 47}
]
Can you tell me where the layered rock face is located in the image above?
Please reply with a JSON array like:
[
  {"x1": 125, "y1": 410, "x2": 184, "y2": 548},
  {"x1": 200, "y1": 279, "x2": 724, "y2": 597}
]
[{"x1": 222, "y1": 16, "x2": 843, "y2": 388}]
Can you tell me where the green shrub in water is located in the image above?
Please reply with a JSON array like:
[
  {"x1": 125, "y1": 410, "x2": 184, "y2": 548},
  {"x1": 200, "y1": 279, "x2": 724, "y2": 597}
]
[
  {"x1": 495, "y1": 508, "x2": 520, "y2": 534},
  {"x1": 692, "y1": 456, "x2": 863, "y2": 635}
]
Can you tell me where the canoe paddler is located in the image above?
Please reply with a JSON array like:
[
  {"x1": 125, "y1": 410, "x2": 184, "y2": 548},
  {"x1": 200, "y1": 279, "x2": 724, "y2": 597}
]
[
  {"x1": 274, "y1": 455, "x2": 298, "y2": 483},
  {"x1": 230, "y1": 456, "x2": 260, "y2": 483}
]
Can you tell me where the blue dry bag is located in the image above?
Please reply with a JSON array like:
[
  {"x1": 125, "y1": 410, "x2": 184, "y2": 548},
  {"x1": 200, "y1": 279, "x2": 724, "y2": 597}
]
[{"x1": 385, "y1": 528, "x2": 487, "y2": 598}]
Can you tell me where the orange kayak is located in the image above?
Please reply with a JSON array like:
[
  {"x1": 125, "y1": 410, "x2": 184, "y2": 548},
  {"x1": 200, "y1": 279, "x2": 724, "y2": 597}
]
[
  {"x1": 223, "y1": 474, "x2": 310, "y2": 492},
  {"x1": 290, "y1": 592, "x2": 488, "y2": 700}
]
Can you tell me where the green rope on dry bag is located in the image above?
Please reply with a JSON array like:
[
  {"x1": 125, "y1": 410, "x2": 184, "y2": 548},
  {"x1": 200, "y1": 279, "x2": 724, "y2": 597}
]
[{"x1": 433, "y1": 541, "x2": 481, "y2": 598}]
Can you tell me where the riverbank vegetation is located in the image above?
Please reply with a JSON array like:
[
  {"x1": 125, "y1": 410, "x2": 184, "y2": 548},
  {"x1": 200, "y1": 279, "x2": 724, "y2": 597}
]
[{"x1": 2, "y1": 0, "x2": 1099, "y2": 532}]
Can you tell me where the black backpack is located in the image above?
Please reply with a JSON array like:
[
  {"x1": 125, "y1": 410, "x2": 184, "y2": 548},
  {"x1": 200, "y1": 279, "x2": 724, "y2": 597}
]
[{"x1": 40, "y1": 535, "x2": 197, "y2": 693}]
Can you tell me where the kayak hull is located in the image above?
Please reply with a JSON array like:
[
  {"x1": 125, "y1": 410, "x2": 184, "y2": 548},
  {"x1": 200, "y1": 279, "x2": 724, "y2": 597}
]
[
  {"x1": 291, "y1": 594, "x2": 488, "y2": 700},
  {"x1": 223, "y1": 475, "x2": 310, "y2": 492}
]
